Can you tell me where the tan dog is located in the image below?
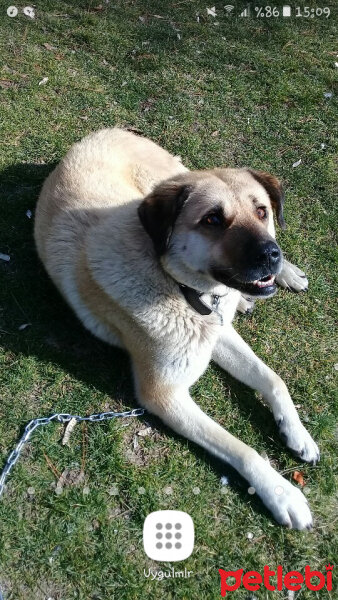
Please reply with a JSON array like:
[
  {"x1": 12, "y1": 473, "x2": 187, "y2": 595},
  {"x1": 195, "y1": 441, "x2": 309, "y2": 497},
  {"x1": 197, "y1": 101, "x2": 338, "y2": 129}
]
[{"x1": 35, "y1": 128, "x2": 318, "y2": 529}]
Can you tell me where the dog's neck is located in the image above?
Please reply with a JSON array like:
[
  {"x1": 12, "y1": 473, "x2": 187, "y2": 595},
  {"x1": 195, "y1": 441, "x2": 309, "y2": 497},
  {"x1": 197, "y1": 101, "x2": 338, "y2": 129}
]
[
  {"x1": 178, "y1": 283, "x2": 225, "y2": 325},
  {"x1": 158, "y1": 253, "x2": 228, "y2": 324}
]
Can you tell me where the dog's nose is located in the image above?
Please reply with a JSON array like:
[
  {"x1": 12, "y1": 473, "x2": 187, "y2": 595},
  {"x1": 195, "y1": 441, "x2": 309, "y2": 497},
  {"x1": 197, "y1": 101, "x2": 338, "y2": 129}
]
[{"x1": 256, "y1": 241, "x2": 281, "y2": 268}]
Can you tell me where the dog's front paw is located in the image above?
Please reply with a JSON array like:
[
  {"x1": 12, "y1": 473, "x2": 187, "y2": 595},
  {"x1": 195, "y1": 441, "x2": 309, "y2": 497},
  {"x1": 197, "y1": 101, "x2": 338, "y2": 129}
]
[
  {"x1": 255, "y1": 469, "x2": 313, "y2": 530},
  {"x1": 277, "y1": 417, "x2": 320, "y2": 464},
  {"x1": 276, "y1": 260, "x2": 308, "y2": 292}
]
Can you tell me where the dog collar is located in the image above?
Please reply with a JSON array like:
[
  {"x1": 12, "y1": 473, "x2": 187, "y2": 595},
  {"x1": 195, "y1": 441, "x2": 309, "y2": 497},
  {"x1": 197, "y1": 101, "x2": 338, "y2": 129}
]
[{"x1": 179, "y1": 284, "x2": 224, "y2": 325}]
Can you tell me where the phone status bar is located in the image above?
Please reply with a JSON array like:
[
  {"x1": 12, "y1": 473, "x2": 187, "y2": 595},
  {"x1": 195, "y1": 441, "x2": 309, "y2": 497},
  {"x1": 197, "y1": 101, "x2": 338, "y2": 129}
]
[{"x1": 236, "y1": 5, "x2": 331, "y2": 18}]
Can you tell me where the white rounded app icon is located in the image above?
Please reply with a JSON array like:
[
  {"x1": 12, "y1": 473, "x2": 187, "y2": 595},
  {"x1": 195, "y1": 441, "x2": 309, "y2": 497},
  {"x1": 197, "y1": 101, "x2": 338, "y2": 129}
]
[{"x1": 143, "y1": 510, "x2": 194, "y2": 562}]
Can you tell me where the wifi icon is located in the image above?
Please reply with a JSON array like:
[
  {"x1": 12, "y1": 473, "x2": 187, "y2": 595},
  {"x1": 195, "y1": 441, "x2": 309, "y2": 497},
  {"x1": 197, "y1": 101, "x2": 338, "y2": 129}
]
[{"x1": 224, "y1": 5, "x2": 234, "y2": 14}]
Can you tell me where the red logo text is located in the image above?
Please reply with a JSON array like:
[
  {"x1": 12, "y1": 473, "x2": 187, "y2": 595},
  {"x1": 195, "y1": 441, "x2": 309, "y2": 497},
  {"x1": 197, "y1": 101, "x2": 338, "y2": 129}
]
[{"x1": 219, "y1": 564, "x2": 333, "y2": 596}]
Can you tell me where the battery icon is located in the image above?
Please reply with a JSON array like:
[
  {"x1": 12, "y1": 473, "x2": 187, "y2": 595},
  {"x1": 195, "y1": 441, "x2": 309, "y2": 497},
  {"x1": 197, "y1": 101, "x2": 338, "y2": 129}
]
[{"x1": 282, "y1": 5, "x2": 291, "y2": 16}]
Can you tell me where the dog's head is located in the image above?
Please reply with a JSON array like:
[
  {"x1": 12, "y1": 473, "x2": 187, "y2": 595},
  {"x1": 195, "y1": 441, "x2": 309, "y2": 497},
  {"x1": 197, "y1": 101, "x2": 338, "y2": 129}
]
[{"x1": 138, "y1": 168, "x2": 285, "y2": 297}]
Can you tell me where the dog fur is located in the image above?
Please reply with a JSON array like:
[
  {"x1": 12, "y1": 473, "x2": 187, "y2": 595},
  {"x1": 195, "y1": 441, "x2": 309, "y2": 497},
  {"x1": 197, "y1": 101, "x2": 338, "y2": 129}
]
[{"x1": 34, "y1": 128, "x2": 318, "y2": 529}]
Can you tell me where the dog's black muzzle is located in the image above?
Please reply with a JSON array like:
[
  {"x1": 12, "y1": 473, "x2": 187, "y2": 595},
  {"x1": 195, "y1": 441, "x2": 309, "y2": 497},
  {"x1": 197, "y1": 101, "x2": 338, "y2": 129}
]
[{"x1": 212, "y1": 240, "x2": 283, "y2": 297}]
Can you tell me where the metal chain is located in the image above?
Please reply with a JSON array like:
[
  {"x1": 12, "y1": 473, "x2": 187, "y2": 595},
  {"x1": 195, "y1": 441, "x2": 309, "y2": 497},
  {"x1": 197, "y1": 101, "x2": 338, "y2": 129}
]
[{"x1": 0, "y1": 407, "x2": 146, "y2": 498}]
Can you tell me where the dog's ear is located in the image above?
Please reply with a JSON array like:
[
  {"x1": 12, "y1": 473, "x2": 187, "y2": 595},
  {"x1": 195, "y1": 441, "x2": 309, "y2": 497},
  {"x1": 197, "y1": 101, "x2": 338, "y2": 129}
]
[
  {"x1": 138, "y1": 182, "x2": 191, "y2": 255},
  {"x1": 248, "y1": 170, "x2": 286, "y2": 229}
]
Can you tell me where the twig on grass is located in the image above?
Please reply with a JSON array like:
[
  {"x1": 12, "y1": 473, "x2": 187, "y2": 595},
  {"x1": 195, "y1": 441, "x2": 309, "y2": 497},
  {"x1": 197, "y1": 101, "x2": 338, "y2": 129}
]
[{"x1": 43, "y1": 452, "x2": 61, "y2": 479}]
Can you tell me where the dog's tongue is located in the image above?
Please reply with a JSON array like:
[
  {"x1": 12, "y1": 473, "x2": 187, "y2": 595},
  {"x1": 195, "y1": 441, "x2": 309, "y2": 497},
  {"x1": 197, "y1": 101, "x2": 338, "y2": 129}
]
[{"x1": 252, "y1": 274, "x2": 275, "y2": 288}]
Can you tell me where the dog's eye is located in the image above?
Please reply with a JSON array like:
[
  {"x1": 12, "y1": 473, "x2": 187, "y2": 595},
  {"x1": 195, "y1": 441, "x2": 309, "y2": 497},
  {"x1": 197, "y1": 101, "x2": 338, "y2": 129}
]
[
  {"x1": 201, "y1": 212, "x2": 223, "y2": 227},
  {"x1": 257, "y1": 207, "x2": 268, "y2": 220}
]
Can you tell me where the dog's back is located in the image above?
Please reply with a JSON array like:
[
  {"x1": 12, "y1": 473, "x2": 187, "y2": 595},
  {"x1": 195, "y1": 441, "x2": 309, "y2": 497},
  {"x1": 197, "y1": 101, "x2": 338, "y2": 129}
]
[
  {"x1": 35, "y1": 127, "x2": 186, "y2": 262},
  {"x1": 34, "y1": 128, "x2": 187, "y2": 345}
]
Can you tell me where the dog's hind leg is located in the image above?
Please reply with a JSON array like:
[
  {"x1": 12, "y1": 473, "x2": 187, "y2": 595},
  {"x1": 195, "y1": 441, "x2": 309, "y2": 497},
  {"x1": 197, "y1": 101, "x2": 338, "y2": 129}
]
[
  {"x1": 237, "y1": 295, "x2": 255, "y2": 315},
  {"x1": 276, "y1": 259, "x2": 308, "y2": 292}
]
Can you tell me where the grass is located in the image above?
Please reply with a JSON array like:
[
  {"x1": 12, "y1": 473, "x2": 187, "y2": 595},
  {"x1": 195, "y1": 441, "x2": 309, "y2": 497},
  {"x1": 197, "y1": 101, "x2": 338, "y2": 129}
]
[{"x1": 0, "y1": 1, "x2": 337, "y2": 598}]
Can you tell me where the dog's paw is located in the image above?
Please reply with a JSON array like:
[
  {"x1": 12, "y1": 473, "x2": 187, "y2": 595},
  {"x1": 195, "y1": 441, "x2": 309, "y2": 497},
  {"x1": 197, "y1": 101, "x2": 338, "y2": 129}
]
[
  {"x1": 255, "y1": 470, "x2": 313, "y2": 530},
  {"x1": 276, "y1": 261, "x2": 308, "y2": 293},
  {"x1": 237, "y1": 295, "x2": 255, "y2": 315},
  {"x1": 277, "y1": 417, "x2": 320, "y2": 464}
]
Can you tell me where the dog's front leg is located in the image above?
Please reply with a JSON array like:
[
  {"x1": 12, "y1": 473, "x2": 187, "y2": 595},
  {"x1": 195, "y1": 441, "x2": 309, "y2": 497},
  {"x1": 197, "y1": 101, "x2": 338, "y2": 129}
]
[
  {"x1": 133, "y1": 366, "x2": 312, "y2": 529},
  {"x1": 212, "y1": 326, "x2": 319, "y2": 464}
]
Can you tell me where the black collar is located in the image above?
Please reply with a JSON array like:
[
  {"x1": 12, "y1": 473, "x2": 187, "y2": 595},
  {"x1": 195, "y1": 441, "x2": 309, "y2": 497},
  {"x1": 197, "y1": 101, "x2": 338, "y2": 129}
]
[
  {"x1": 179, "y1": 284, "x2": 212, "y2": 315},
  {"x1": 179, "y1": 284, "x2": 224, "y2": 325}
]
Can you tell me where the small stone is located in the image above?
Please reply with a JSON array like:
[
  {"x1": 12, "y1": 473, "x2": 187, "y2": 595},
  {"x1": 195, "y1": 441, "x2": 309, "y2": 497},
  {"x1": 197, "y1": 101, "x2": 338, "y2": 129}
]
[
  {"x1": 247, "y1": 532, "x2": 254, "y2": 540},
  {"x1": 27, "y1": 487, "x2": 35, "y2": 495},
  {"x1": 164, "y1": 486, "x2": 173, "y2": 495},
  {"x1": 192, "y1": 486, "x2": 200, "y2": 495},
  {"x1": 138, "y1": 486, "x2": 145, "y2": 495},
  {"x1": 83, "y1": 486, "x2": 90, "y2": 495},
  {"x1": 137, "y1": 427, "x2": 152, "y2": 437}
]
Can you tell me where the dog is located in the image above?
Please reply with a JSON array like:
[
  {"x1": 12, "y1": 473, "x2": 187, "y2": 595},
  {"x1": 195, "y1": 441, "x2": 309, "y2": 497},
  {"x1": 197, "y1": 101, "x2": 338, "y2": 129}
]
[{"x1": 34, "y1": 128, "x2": 319, "y2": 529}]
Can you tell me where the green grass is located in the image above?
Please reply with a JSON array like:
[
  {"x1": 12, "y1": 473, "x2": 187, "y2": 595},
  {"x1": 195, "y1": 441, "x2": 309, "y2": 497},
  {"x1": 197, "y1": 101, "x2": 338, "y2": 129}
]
[{"x1": 0, "y1": 1, "x2": 337, "y2": 598}]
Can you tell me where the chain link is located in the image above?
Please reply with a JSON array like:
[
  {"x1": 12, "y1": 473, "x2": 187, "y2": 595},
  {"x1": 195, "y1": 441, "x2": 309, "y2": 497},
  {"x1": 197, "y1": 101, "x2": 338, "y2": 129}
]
[{"x1": 0, "y1": 407, "x2": 146, "y2": 498}]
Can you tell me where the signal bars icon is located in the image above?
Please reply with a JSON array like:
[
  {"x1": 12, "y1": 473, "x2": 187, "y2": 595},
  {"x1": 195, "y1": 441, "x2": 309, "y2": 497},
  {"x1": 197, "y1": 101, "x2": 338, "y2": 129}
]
[{"x1": 240, "y1": 6, "x2": 250, "y2": 17}]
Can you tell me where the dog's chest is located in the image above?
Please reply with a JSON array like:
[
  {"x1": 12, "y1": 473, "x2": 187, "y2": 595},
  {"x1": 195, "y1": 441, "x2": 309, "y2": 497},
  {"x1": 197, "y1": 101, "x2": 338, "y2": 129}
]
[
  {"x1": 200, "y1": 289, "x2": 240, "y2": 325},
  {"x1": 153, "y1": 292, "x2": 239, "y2": 386},
  {"x1": 155, "y1": 317, "x2": 216, "y2": 385}
]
